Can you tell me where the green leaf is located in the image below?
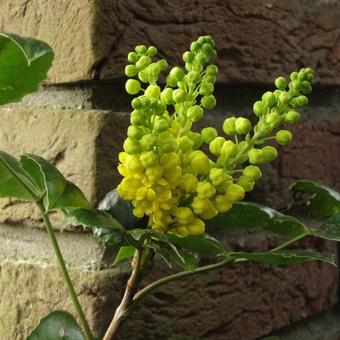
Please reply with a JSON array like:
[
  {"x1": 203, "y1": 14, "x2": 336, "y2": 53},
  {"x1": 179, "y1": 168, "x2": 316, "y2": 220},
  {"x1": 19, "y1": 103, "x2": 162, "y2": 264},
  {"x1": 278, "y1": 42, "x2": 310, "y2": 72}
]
[
  {"x1": 114, "y1": 245, "x2": 136, "y2": 265},
  {"x1": 230, "y1": 250, "x2": 335, "y2": 266},
  {"x1": 0, "y1": 151, "x2": 38, "y2": 200},
  {"x1": 205, "y1": 202, "x2": 308, "y2": 237},
  {"x1": 165, "y1": 234, "x2": 225, "y2": 257},
  {"x1": 93, "y1": 226, "x2": 124, "y2": 246},
  {"x1": 291, "y1": 180, "x2": 340, "y2": 218},
  {"x1": 27, "y1": 310, "x2": 84, "y2": 340},
  {"x1": 20, "y1": 154, "x2": 66, "y2": 210},
  {"x1": 0, "y1": 32, "x2": 54, "y2": 105},
  {"x1": 52, "y1": 181, "x2": 90, "y2": 210},
  {"x1": 151, "y1": 241, "x2": 198, "y2": 271},
  {"x1": 313, "y1": 213, "x2": 340, "y2": 241},
  {"x1": 98, "y1": 189, "x2": 146, "y2": 229}
]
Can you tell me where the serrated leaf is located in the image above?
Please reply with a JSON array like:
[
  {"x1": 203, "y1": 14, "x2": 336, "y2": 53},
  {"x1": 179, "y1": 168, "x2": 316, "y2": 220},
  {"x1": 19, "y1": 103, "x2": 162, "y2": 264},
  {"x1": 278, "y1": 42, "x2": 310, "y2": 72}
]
[
  {"x1": 165, "y1": 234, "x2": 225, "y2": 257},
  {"x1": 20, "y1": 154, "x2": 66, "y2": 210},
  {"x1": 291, "y1": 180, "x2": 340, "y2": 218},
  {"x1": 98, "y1": 189, "x2": 146, "y2": 229},
  {"x1": 27, "y1": 310, "x2": 84, "y2": 340},
  {"x1": 0, "y1": 32, "x2": 54, "y2": 105},
  {"x1": 0, "y1": 151, "x2": 38, "y2": 200},
  {"x1": 114, "y1": 245, "x2": 136, "y2": 265},
  {"x1": 205, "y1": 202, "x2": 308, "y2": 237},
  {"x1": 231, "y1": 250, "x2": 335, "y2": 266},
  {"x1": 313, "y1": 213, "x2": 340, "y2": 241}
]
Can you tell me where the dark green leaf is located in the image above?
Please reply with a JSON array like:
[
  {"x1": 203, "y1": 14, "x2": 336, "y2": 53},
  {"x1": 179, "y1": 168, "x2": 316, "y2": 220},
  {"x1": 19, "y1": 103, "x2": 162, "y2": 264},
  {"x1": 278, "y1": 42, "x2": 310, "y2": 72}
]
[
  {"x1": 205, "y1": 202, "x2": 308, "y2": 237},
  {"x1": 114, "y1": 245, "x2": 136, "y2": 265},
  {"x1": 93, "y1": 226, "x2": 124, "y2": 246},
  {"x1": 20, "y1": 154, "x2": 66, "y2": 210},
  {"x1": 0, "y1": 32, "x2": 54, "y2": 105},
  {"x1": 151, "y1": 241, "x2": 198, "y2": 271},
  {"x1": 98, "y1": 189, "x2": 146, "y2": 229},
  {"x1": 165, "y1": 234, "x2": 225, "y2": 257},
  {"x1": 27, "y1": 310, "x2": 84, "y2": 340},
  {"x1": 313, "y1": 213, "x2": 340, "y2": 241},
  {"x1": 230, "y1": 250, "x2": 335, "y2": 266},
  {"x1": 64, "y1": 208, "x2": 124, "y2": 230},
  {"x1": 291, "y1": 180, "x2": 340, "y2": 218},
  {"x1": 0, "y1": 151, "x2": 38, "y2": 200}
]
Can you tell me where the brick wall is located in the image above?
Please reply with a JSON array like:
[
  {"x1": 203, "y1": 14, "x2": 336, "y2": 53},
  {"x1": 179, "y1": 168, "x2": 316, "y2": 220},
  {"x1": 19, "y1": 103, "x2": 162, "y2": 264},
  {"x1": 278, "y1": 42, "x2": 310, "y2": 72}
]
[{"x1": 0, "y1": 1, "x2": 339, "y2": 339}]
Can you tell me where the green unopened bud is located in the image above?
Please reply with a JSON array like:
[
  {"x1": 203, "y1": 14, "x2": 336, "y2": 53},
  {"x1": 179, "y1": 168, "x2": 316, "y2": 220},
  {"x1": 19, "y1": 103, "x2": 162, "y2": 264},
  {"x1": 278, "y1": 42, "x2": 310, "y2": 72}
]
[
  {"x1": 157, "y1": 59, "x2": 168, "y2": 71},
  {"x1": 199, "y1": 83, "x2": 214, "y2": 96},
  {"x1": 188, "y1": 132, "x2": 203, "y2": 149},
  {"x1": 253, "y1": 101, "x2": 267, "y2": 116},
  {"x1": 146, "y1": 63, "x2": 161, "y2": 83},
  {"x1": 243, "y1": 165, "x2": 262, "y2": 181},
  {"x1": 220, "y1": 141, "x2": 237, "y2": 160},
  {"x1": 262, "y1": 146, "x2": 277, "y2": 162},
  {"x1": 135, "y1": 45, "x2": 147, "y2": 55},
  {"x1": 223, "y1": 117, "x2": 236, "y2": 135},
  {"x1": 187, "y1": 71, "x2": 201, "y2": 84},
  {"x1": 123, "y1": 138, "x2": 142, "y2": 154},
  {"x1": 275, "y1": 130, "x2": 292, "y2": 145},
  {"x1": 160, "y1": 88, "x2": 174, "y2": 105},
  {"x1": 138, "y1": 70, "x2": 149, "y2": 83},
  {"x1": 125, "y1": 65, "x2": 138, "y2": 77},
  {"x1": 290, "y1": 79, "x2": 302, "y2": 92},
  {"x1": 266, "y1": 111, "x2": 282, "y2": 128},
  {"x1": 153, "y1": 118, "x2": 169, "y2": 133},
  {"x1": 152, "y1": 101, "x2": 166, "y2": 116},
  {"x1": 135, "y1": 55, "x2": 151, "y2": 69},
  {"x1": 279, "y1": 92, "x2": 291, "y2": 105},
  {"x1": 225, "y1": 184, "x2": 245, "y2": 202},
  {"x1": 166, "y1": 75, "x2": 177, "y2": 87},
  {"x1": 290, "y1": 71, "x2": 298, "y2": 81},
  {"x1": 248, "y1": 149, "x2": 263, "y2": 165},
  {"x1": 145, "y1": 85, "x2": 161, "y2": 99},
  {"x1": 201, "y1": 127, "x2": 218, "y2": 143},
  {"x1": 237, "y1": 176, "x2": 254, "y2": 192},
  {"x1": 187, "y1": 105, "x2": 204, "y2": 122},
  {"x1": 140, "y1": 151, "x2": 158, "y2": 167},
  {"x1": 158, "y1": 132, "x2": 177, "y2": 152},
  {"x1": 170, "y1": 67, "x2": 185, "y2": 81},
  {"x1": 206, "y1": 64, "x2": 218, "y2": 76},
  {"x1": 141, "y1": 134, "x2": 156, "y2": 151},
  {"x1": 173, "y1": 89, "x2": 187, "y2": 103},
  {"x1": 127, "y1": 52, "x2": 138, "y2": 63},
  {"x1": 262, "y1": 92, "x2": 277, "y2": 107},
  {"x1": 130, "y1": 110, "x2": 144, "y2": 125},
  {"x1": 125, "y1": 79, "x2": 141, "y2": 95},
  {"x1": 295, "y1": 95, "x2": 308, "y2": 107},
  {"x1": 147, "y1": 46, "x2": 157, "y2": 57},
  {"x1": 235, "y1": 117, "x2": 252, "y2": 134},
  {"x1": 201, "y1": 95, "x2": 216, "y2": 109},
  {"x1": 183, "y1": 51, "x2": 195, "y2": 63},
  {"x1": 191, "y1": 152, "x2": 210, "y2": 174},
  {"x1": 285, "y1": 110, "x2": 300, "y2": 123},
  {"x1": 178, "y1": 136, "x2": 193, "y2": 151},
  {"x1": 127, "y1": 125, "x2": 144, "y2": 139},
  {"x1": 196, "y1": 52, "x2": 209, "y2": 64},
  {"x1": 209, "y1": 137, "x2": 226, "y2": 156},
  {"x1": 275, "y1": 76, "x2": 287, "y2": 90}
]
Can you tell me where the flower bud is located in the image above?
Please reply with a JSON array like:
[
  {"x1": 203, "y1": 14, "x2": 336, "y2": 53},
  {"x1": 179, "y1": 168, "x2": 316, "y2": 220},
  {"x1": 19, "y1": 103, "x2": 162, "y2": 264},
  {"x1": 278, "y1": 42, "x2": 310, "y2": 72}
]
[
  {"x1": 196, "y1": 181, "x2": 216, "y2": 198},
  {"x1": 187, "y1": 71, "x2": 201, "y2": 84},
  {"x1": 223, "y1": 117, "x2": 236, "y2": 135},
  {"x1": 153, "y1": 118, "x2": 169, "y2": 133},
  {"x1": 170, "y1": 67, "x2": 185, "y2": 81},
  {"x1": 284, "y1": 110, "x2": 300, "y2": 123},
  {"x1": 145, "y1": 85, "x2": 161, "y2": 98},
  {"x1": 214, "y1": 195, "x2": 232, "y2": 212},
  {"x1": 140, "y1": 151, "x2": 158, "y2": 168},
  {"x1": 187, "y1": 218, "x2": 205, "y2": 235},
  {"x1": 140, "y1": 134, "x2": 156, "y2": 151},
  {"x1": 147, "y1": 46, "x2": 157, "y2": 56},
  {"x1": 220, "y1": 141, "x2": 237, "y2": 160},
  {"x1": 166, "y1": 75, "x2": 177, "y2": 87},
  {"x1": 188, "y1": 132, "x2": 203, "y2": 149},
  {"x1": 125, "y1": 79, "x2": 141, "y2": 95},
  {"x1": 160, "y1": 88, "x2": 174, "y2": 105},
  {"x1": 157, "y1": 59, "x2": 168, "y2": 71},
  {"x1": 191, "y1": 196, "x2": 208, "y2": 214},
  {"x1": 176, "y1": 207, "x2": 195, "y2": 225},
  {"x1": 253, "y1": 101, "x2": 267, "y2": 116},
  {"x1": 279, "y1": 92, "x2": 291, "y2": 105},
  {"x1": 125, "y1": 65, "x2": 138, "y2": 77},
  {"x1": 187, "y1": 105, "x2": 204, "y2": 122},
  {"x1": 275, "y1": 76, "x2": 287, "y2": 90},
  {"x1": 209, "y1": 168, "x2": 231, "y2": 186},
  {"x1": 127, "y1": 125, "x2": 144, "y2": 139},
  {"x1": 266, "y1": 111, "x2": 282, "y2": 128},
  {"x1": 183, "y1": 51, "x2": 195, "y2": 63},
  {"x1": 206, "y1": 64, "x2": 218, "y2": 76},
  {"x1": 180, "y1": 173, "x2": 198, "y2": 193},
  {"x1": 178, "y1": 136, "x2": 194, "y2": 151},
  {"x1": 275, "y1": 130, "x2": 292, "y2": 145},
  {"x1": 262, "y1": 146, "x2": 277, "y2": 162},
  {"x1": 243, "y1": 165, "x2": 262, "y2": 181},
  {"x1": 190, "y1": 152, "x2": 210, "y2": 174},
  {"x1": 135, "y1": 45, "x2": 147, "y2": 55},
  {"x1": 209, "y1": 137, "x2": 226, "y2": 156},
  {"x1": 160, "y1": 152, "x2": 179, "y2": 170},
  {"x1": 127, "y1": 52, "x2": 138, "y2": 63},
  {"x1": 136, "y1": 55, "x2": 151, "y2": 69},
  {"x1": 248, "y1": 149, "x2": 263, "y2": 165},
  {"x1": 201, "y1": 127, "x2": 218, "y2": 143},
  {"x1": 237, "y1": 176, "x2": 254, "y2": 192},
  {"x1": 173, "y1": 89, "x2": 187, "y2": 103},
  {"x1": 201, "y1": 95, "x2": 216, "y2": 109},
  {"x1": 262, "y1": 92, "x2": 277, "y2": 107},
  {"x1": 225, "y1": 184, "x2": 245, "y2": 202},
  {"x1": 199, "y1": 82, "x2": 214, "y2": 96},
  {"x1": 295, "y1": 95, "x2": 308, "y2": 107},
  {"x1": 123, "y1": 138, "x2": 142, "y2": 154},
  {"x1": 235, "y1": 117, "x2": 252, "y2": 134}
]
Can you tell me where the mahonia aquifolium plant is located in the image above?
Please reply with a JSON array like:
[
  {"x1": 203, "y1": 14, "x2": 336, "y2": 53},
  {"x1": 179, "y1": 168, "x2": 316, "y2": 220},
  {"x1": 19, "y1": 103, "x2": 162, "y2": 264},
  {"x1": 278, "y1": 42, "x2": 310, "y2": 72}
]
[{"x1": 117, "y1": 35, "x2": 314, "y2": 237}]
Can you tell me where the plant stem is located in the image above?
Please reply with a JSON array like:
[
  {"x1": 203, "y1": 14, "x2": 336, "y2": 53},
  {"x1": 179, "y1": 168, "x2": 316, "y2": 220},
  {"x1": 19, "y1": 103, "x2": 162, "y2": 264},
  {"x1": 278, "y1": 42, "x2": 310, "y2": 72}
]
[
  {"x1": 103, "y1": 249, "x2": 142, "y2": 340},
  {"x1": 269, "y1": 230, "x2": 310, "y2": 252},
  {"x1": 132, "y1": 256, "x2": 234, "y2": 307},
  {"x1": 37, "y1": 203, "x2": 93, "y2": 340}
]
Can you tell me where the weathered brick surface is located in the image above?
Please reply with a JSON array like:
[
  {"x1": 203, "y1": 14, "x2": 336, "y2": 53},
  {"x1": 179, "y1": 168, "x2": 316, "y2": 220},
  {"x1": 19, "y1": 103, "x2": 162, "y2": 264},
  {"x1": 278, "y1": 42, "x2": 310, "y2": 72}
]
[
  {"x1": 94, "y1": 0, "x2": 340, "y2": 85},
  {"x1": 0, "y1": 108, "x2": 109, "y2": 227},
  {"x1": 0, "y1": 0, "x2": 96, "y2": 83}
]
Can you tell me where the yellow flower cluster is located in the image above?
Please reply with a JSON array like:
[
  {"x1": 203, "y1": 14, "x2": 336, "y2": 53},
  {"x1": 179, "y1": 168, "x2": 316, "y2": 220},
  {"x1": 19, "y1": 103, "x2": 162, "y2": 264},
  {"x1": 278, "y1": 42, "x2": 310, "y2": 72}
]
[{"x1": 117, "y1": 36, "x2": 313, "y2": 237}]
